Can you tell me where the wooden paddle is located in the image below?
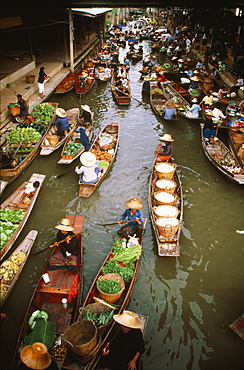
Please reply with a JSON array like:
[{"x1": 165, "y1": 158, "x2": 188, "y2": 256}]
[
  {"x1": 102, "y1": 219, "x2": 137, "y2": 226},
  {"x1": 55, "y1": 168, "x2": 76, "y2": 179},
  {"x1": 32, "y1": 231, "x2": 83, "y2": 255}
]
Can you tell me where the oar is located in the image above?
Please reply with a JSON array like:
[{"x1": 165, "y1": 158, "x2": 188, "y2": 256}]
[
  {"x1": 55, "y1": 168, "x2": 76, "y2": 179},
  {"x1": 101, "y1": 219, "x2": 136, "y2": 227},
  {"x1": 32, "y1": 231, "x2": 84, "y2": 255},
  {"x1": 131, "y1": 96, "x2": 147, "y2": 107}
]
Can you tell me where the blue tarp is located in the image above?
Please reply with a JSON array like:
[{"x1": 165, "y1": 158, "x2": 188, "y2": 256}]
[
  {"x1": 128, "y1": 39, "x2": 139, "y2": 43},
  {"x1": 113, "y1": 24, "x2": 126, "y2": 28}
]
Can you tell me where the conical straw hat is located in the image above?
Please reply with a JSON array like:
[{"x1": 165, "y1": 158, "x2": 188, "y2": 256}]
[
  {"x1": 20, "y1": 343, "x2": 51, "y2": 370},
  {"x1": 113, "y1": 311, "x2": 144, "y2": 329}
]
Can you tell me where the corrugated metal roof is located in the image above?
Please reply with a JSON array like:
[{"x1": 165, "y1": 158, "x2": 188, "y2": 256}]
[{"x1": 71, "y1": 8, "x2": 113, "y2": 17}]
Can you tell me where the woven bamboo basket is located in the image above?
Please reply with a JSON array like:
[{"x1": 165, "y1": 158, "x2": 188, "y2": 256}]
[
  {"x1": 155, "y1": 179, "x2": 177, "y2": 194},
  {"x1": 79, "y1": 302, "x2": 113, "y2": 337},
  {"x1": 62, "y1": 320, "x2": 97, "y2": 357},
  {"x1": 106, "y1": 123, "x2": 118, "y2": 134},
  {"x1": 153, "y1": 205, "x2": 179, "y2": 219},
  {"x1": 97, "y1": 273, "x2": 125, "y2": 304},
  {"x1": 155, "y1": 163, "x2": 176, "y2": 180},
  {"x1": 72, "y1": 335, "x2": 102, "y2": 365},
  {"x1": 154, "y1": 191, "x2": 175, "y2": 206},
  {"x1": 8, "y1": 104, "x2": 20, "y2": 116},
  {"x1": 156, "y1": 217, "x2": 180, "y2": 237},
  {"x1": 46, "y1": 135, "x2": 59, "y2": 145}
]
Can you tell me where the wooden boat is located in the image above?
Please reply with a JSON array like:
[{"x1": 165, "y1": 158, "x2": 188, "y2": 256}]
[
  {"x1": 0, "y1": 173, "x2": 46, "y2": 261},
  {"x1": 75, "y1": 62, "x2": 96, "y2": 96},
  {"x1": 57, "y1": 122, "x2": 94, "y2": 165},
  {"x1": 0, "y1": 102, "x2": 57, "y2": 185},
  {"x1": 40, "y1": 108, "x2": 80, "y2": 156},
  {"x1": 0, "y1": 230, "x2": 38, "y2": 307},
  {"x1": 11, "y1": 214, "x2": 83, "y2": 370},
  {"x1": 61, "y1": 219, "x2": 147, "y2": 370},
  {"x1": 55, "y1": 72, "x2": 76, "y2": 94},
  {"x1": 229, "y1": 312, "x2": 244, "y2": 340},
  {"x1": 228, "y1": 128, "x2": 244, "y2": 169},
  {"x1": 150, "y1": 82, "x2": 178, "y2": 122},
  {"x1": 78, "y1": 122, "x2": 119, "y2": 198},
  {"x1": 111, "y1": 74, "x2": 131, "y2": 106},
  {"x1": 149, "y1": 154, "x2": 183, "y2": 257},
  {"x1": 161, "y1": 82, "x2": 203, "y2": 122},
  {"x1": 200, "y1": 123, "x2": 244, "y2": 184}
]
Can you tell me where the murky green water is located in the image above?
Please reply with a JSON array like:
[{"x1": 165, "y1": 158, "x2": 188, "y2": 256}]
[{"x1": 1, "y1": 41, "x2": 244, "y2": 370}]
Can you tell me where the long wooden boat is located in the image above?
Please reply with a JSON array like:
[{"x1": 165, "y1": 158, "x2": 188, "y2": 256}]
[
  {"x1": 161, "y1": 82, "x2": 203, "y2": 122},
  {"x1": 0, "y1": 102, "x2": 57, "y2": 186},
  {"x1": 150, "y1": 82, "x2": 178, "y2": 122},
  {"x1": 57, "y1": 122, "x2": 94, "y2": 165},
  {"x1": 55, "y1": 72, "x2": 76, "y2": 94},
  {"x1": 75, "y1": 62, "x2": 95, "y2": 96},
  {"x1": 0, "y1": 230, "x2": 38, "y2": 307},
  {"x1": 61, "y1": 219, "x2": 147, "y2": 370},
  {"x1": 149, "y1": 154, "x2": 183, "y2": 257},
  {"x1": 200, "y1": 123, "x2": 244, "y2": 184},
  {"x1": 111, "y1": 74, "x2": 131, "y2": 106},
  {"x1": 228, "y1": 128, "x2": 244, "y2": 169},
  {"x1": 229, "y1": 312, "x2": 244, "y2": 340},
  {"x1": 78, "y1": 123, "x2": 119, "y2": 197},
  {"x1": 40, "y1": 108, "x2": 80, "y2": 156},
  {"x1": 0, "y1": 173, "x2": 46, "y2": 261},
  {"x1": 11, "y1": 214, "x2": 83, "y2": 370}
]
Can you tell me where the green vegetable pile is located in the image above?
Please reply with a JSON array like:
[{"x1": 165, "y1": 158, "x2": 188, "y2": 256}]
[
  {"x1": 6, "y1": 127, "x2": 41, "y2": 144},
  {"x1": 32, "y1": 103, "x2": 56, "y2": 126},
  {"x1": 0, "y1": 208, "x2": 25, "y2": 223},
  {"x1": 97, "y1": 278, "x2": 121, "y2": 294},
  {"x1": 63, "y1": 141, "x2": 83, "y2": 155},
  {"x1": 189, "y1": 88, "x2": 201, "y2": 96},
  {"x1": 0, "y1": 220, "x2": 18, "y2": 249},
  {"x1": 8, "y1": 103, "x2": 19, "y2": 108},
  {"x1": 102, "y1": 259, "x2": 135, "y2": 282},
  {"x1": 82, "y1": 308, "x2": 113, "y2": 327},
  {"x1": 113, "y1": 238, "x2": 124, "y2": 254},
  {"x1": 18, "y1": 122, "x2": 47, "y2": 136},
  {"x1": 111, "y1": 244, "x2": 142, "y2": 264},
  {"x1": 98, "y1": 160, "x2": 109, "y2": 168}
]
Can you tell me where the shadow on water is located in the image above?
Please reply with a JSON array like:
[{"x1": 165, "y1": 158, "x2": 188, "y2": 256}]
[{"x1": 1, "y1": 40, "x2": 244, "y2": 370}]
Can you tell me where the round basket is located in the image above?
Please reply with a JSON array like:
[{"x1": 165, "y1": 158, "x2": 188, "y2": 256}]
[
  {"x1": 155, "y1": 179, "x2": 177, "y2": 194},
  {"x1": 97, "y1": 273, "x2": 125, "y2": 304},
  {"x1": 100, "y1": 142, "x2": 115, "y2": 151},
  {"x1": 26, "y1": 75, "x2": 35, "y2": 84},
  {"x1": 155, "y1": 163, "x2": 176, "y2": 180},
  {"x1": 154, "y1": 191, "x2": 175, "y2": 206},
  {"x1": 156, "y1": 217, "x2": 180, "y2": 237},
  {"x1": 106, "y1": 124, "x2": 118, "y2": 134},
  {"x1": 79, "y1": 302, "x2": 114, "y2": 337},
  {"x1": 154, "y1": 205, "x2": 179, "y2": 219},
  {"x1": 62, "y1": 320, "x2": 97, "y2": 357},
  {"x1": 46, "y1": 135, "x2": 59, "y2": 145},
  {"x1": 72, "y1": 335, "x2": 102, "y2": 365},
  {"x1": 8, "y1": 104, "x2": 20, "y2": 116}
]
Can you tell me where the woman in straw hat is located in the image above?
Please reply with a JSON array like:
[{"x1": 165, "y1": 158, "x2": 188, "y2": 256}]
[
  {"x1": 48, "y1": 218, "x2": 79, "y2": 271},
  {"x1": 17, "y1": 342, "x2": 58, "y2": 369},
  {"x1": 154, "y1": 133, "x2": 174, "y2": 162},
  {"x1": 51, "y1": 108, "x2": 70, "y2": 137},
  {"x1": 80, "y1": 105, "x2": 92, "y2": 126},
  {"x1": 164, "y1": 100, "x2": 177, "y2": 120},
  {"x1": 75, "y1": 152, "x2": 102, "y2": 184},
  {"x1": 117, "y1": 197, "x2": 144, "y2": 242},
  {"x1": 190, "y1": 75, "x2": 200, "y2": 90},
  {"x1": 203, "y1": 111, "x2": 218, "y2": 140},
  {"x1": 99, "y1": 311, "x2": 145, "y2": 370}
]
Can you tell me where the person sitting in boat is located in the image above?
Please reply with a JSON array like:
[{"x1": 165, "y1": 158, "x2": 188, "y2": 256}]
[
  {"x1": 16, "y1": 94, "x2": 34, "y2": 123},
  {"x1": 17, "y1": 342, "x2": 58, "y2": 370},
  {"x1": 75, "y1": 151, "x2": 102, "y2": 184},
  {"x1": 199, "y1": 91, "x2": 214, "y2": 108},
  {"x1": 212, "y1": 106, "x2": 226, "y2": 122},
  {"x1": 76, "y1": 122, "x2": 91, "y2": 151},
  {"x1": 154, "y1": 133, "x2": 174, "y2": 162},
  {"x1": 203, "y1": 111, "x2": 217, "y2": 140},
  {"x1": 190, "y1": 75, "x2": 200, "y2": 90},
  {"x1": 80, "y1": 105, "x2": 92, "y2": 126},
  {"x1": 49, "y1": 218, "x2": 79, "y2": 271},
  {"x1": 186, "y1": 98, "x2": 201, "y2": 118},
  {"x1": 216, "y1": 86, "x2": 230, "y2": 101},
  {"x1": 163, "y1": 100, "x2": 177, "y2": 120},
  {"x1": 100, "y1": 311, "x2": 145, "y2": 370},
  {"x1": 17, "y1": 180, "x2": 40, "y2": 204},
  {"x1": 115, "y1": 85, "x2": 130, "y2": 97},
  {"x1": 51, "y1": 108, "x2": 70, "y2": 137},
  {"x1": 117, "y1": 197, "x2": 144, "y2": 242},
  {"x1": 123, "y1": 57, "x2": 130, "y2": 71}
]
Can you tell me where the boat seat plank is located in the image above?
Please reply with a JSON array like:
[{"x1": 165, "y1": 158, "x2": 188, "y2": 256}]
[{"x1": 37, "y1": 287, "x2": 70, "y2": 295}]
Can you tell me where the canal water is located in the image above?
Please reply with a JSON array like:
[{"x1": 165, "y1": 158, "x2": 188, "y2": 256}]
[{"x1": 1, "y1": 41, "x2": 244, "y2": 370}]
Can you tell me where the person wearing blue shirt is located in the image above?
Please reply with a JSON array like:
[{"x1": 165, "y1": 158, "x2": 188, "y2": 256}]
[
  {"x1": 164, "y1": 100, "x2": 177, "y2": 120},
  {"x1": 186, "y1": 98, "x2": 201, "y2": 118},
  {"x1": 117, "y1": 197, "x2": 144, "y2": 241},
  {"x1": 51, "y1": 108, "x2": 70, "y2": 136},
  {"x1": 76, "y1": 123, "x2": 91, "y2": 151}
]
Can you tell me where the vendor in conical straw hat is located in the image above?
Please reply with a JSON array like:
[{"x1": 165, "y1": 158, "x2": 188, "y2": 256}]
[
  {"x1": 51, "y1": 108, "x2": 70, "y2": 136},
  {"x1": 48, "y1": 218, "x2": 79, "y2": 271},
  {"x1": 75, "y1": 152, "x2": 102, "y2": 184},
  {"x1": 17, "y1": 342, "x2": 58, "y2": 369},
  {"x1": 164, "y1": 100, "x2": 177, "y2": 120},
  {"x1": 154, "y1": 133, "x2": 174, "y2": 162},
  {"x1": 80, "y1": 105, "x2": 92, "y2": 126},
  {"x1": 100, "y1": 311, "x2": 145, "y2": 370},
  {"x1": 117, "y1": 197, "x2": 144, "y2": 242},
  {"x1": 190, "y1": 75, "x2": 200, "y2": 90}
]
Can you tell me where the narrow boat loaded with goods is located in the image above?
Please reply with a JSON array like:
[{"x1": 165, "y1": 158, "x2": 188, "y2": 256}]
[
  {"x1": 40, "y1": 108, "x2": 80, "y2": 156},
  {"x1": 0, "y1": 102, "x2": 57, "y2": 188},
  {"x1": 78, "y1": 122, "x2": 119, "y2": 197},
  {"x1": 150, "y1": 82, "x2": 178, "y2": 122},
  {"x1": 149, "y1": 157, "x2": 183, "y2": 257},
  {"x1": 11, "y1": 214, "x2": 83, "y2": 370},
  {"x1": 0, "y1": 230, "x2": 38, "y2": 307},
  {"x1": 61, "y1": 219, "x2": 147, "y2": 370},
  {"x1": 200, "y1": 124, "x2": 244, "y2": 184},
  {"x1": 75, "y1": 61, "x2": 95, "y2": 96},
  {"x1": 0, "y1": 173, "x2": 46, "y2": 261},
  {"x1": 111, "y1": 73, "x2": 131, "y2": 106}
]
